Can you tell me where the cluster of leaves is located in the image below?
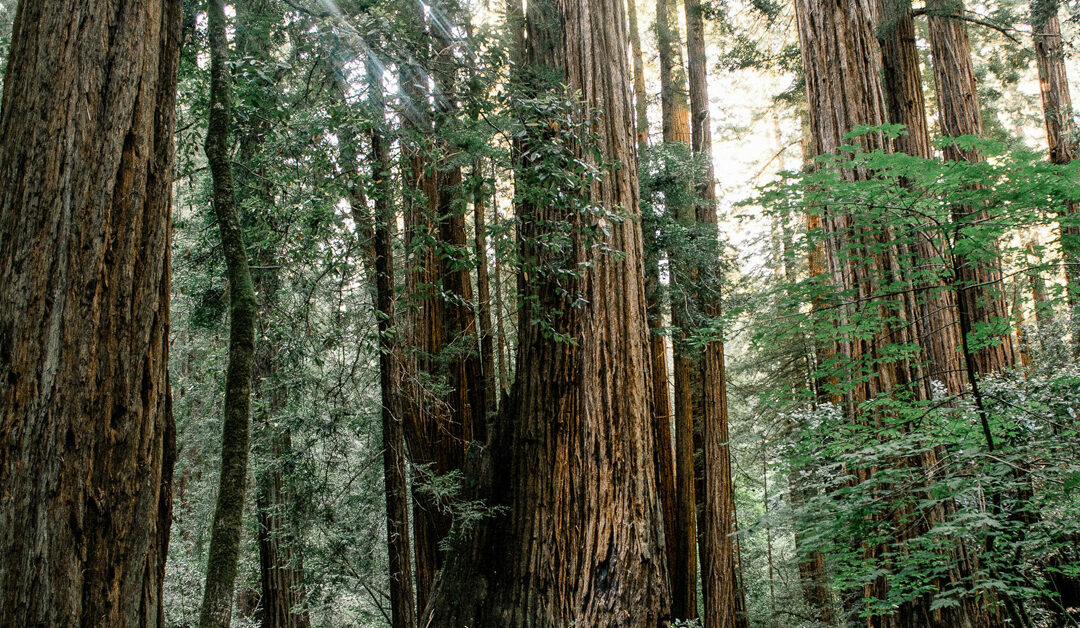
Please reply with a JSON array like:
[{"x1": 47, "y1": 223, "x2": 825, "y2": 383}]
[{"x1": 734, "y1": 127, "x2": 1080, "y2": 623}]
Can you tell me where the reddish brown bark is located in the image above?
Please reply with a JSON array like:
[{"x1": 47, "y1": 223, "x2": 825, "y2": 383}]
[
  {"x1": 420, "y1": 0, "x2": 671, "y2": 621},
  {"x1": 1030, "y1": 0, "x2": 1080, "y2": 314},
  {"x1": 0, "y1": 0, "x2": 180, "y2": 625},
  {"x1": 926, "y1": 0, "x2": 1015, "y2": 375},
  {"x1": 683, "y1": 0, "x2": 746, "y2": 622}
]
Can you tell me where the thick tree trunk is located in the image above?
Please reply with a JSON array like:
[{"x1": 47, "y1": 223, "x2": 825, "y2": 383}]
[
  {"x1": 926, "y1": 0, "x2": 1015, "y2": 375},
  {"x1": 877, "y1": 0, "x2": 965, "y2": 396},
  {"x1": 1030, "y1": 0, "x2": 1080, "y2": 317},
  {"x1": 683, "y1": 0, "x2": 746, "y2": 624},
  {"x1": 793, "y1": 2, "x2": 972, "y2": 626},
  {"x1": 0, "y1": 0, "x2": 179, "y2": 625},
  {"x1": 199, "y1": 1, "x2": 259, "y2": 626},
  {"x1": 420, "y1": 0, "x2": 672, "y2": 621}
]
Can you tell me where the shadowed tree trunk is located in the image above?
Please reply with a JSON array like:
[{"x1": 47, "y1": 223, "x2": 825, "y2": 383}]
[
  {"x1": 370, "y1": 59, "x2": 419, "y2": 628},
  {"x1": 418, "y1": 0, "x2": 672, "y2": 621},
  {"x1": 199, "y1": 0, "x2": 259, "y2": 625},
  {"x1": 0, "y1": 0, "x2": 180, "y2": 625},
  {"x1": 683, "y1": 0, "x2": 747, "y2": 622}
]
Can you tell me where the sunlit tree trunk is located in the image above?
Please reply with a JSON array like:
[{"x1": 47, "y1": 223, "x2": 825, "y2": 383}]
[
  {"x1": 420, "y1": 0, "x2": 672, "y2": 621},
  {"x1": 683, "y1": 0, "x2": 747, "y2": 623},
  {"x1": 1030, "y1": 0, "x2": 1080, "y2": 321},
  {"x1": 926, "y1": 0, "x2": 1015, "y2": 375},
  {"x1": 0, "y1": 0, "x2": 179, "y2": 624}
]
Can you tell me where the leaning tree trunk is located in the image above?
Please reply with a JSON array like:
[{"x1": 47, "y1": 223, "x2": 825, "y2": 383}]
[
  {"x1": 1030, "y1": 0, "x2": 1080, "y2": 319},
  {"x1": 199, "y1": 0, "x2": 259, "y2": 626},
  {"x1": 419, "y1": 0, "x2": 672, "y2": 621},
  {"x1": 926, "y1": 0, "x2": 1015, "y2": 375},
  {"x1": 0, "y1": 0, "x2": 180, "y2": 625},
  {"x1": 683, "y1": 0, "x2": 747, "y2": 623}
]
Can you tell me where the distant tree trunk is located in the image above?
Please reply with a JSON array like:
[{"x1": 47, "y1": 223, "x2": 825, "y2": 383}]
[
  {"x1": 420, "y1": 0, "x2": 672, "y2": 620},
  {"x1": 926, "y1": 0, "x2": 1015, "y2": 375},
  {"x1": 683, "y1": 0, "x2": 747, "y2": 622},
  {"x1": 877, "y1": 0, "x2": 965, "y2": 396},
  {"x1": 370, "y1": 59, "x2": 419, "y2": 628},
  {"x1": 0, "y1": 0, "x2": 179, "y2": 625},
  {"x1": 199, "y1": 0, "x2": 259, "y2": 625},
  {"x1": 627, "y1": 0, "x2": 650, "y2": 150},
  {"x1": 657, "y1": 0, "x2": 699, "y2": 617},
  {"x1": 473, "y1": 163, "x2": 498, "y2": 415},
  {"x1": 1030, "y1": 0, "x2": 1080, "y2": 318}
]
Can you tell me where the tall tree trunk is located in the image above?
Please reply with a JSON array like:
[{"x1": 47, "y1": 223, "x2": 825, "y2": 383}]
[
  {"x1": 877, "y1": 0, "x2": 965, "y2": 396},
  {"x1": 793, "y1": 1, "x2": 967, "y2": 626},
  {"x1": 627, "y1": 0, "x2": 650, "y2": 150},
  {"x1": 370, "y1": 60, "x2": 419, "y2": 628},
  {"x1": 1030, "y1": 0, "x2": 1080, "y2": 320},
  {"x1": 0, "y1": 0, "x2": 179, "y2": 624},
  {"x1": 420, "y1": 0, "x2": 672, "y2": 620},
  {"x1": 926, "y1": 0, "x2": 1015, "y2": 375},
  {"x1": 199, "y1": 1, "x2": 259, "y2": 625},
  {"x1": 657, "y1": 0, "x2": 698, "y2": 617},
  {"x1": 683, "y1": 0, "x2": 747, "y2": 623},
  {"x1": 399, "y1": 5, "x2": 487, "y2": 608}
]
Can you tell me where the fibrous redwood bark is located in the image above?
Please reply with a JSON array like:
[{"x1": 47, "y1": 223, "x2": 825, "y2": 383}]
[
  {"x1": 657, "y1": 0, "x2": 699, "y2": 616},
  {"x1": 199, "y1": 0, "x2": 259, "y2": 625},
  {"x1": 0, "y1": 0, "x2": 180, "y2": 625},
  {"x1": 683, "y1": 0, "x2": 746, "y2": 622},
  {"x1": 926, "y1": 0, "x2": 1015, "y2": 375},
  {"x1": 1030, "y1": 0, "x2": 1080, "y2": 317},
  {"x1": 876, "y1": 0, "x2": 965, "y2": 396},
  {"x1": 794, "y1": 1, "x2": 963, "y2": 625},
  {"x1": 420, "y1": 0, "x2": 671, "y2": 621}
]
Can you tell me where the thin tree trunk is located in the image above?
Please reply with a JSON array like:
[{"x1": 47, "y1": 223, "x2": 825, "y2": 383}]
[
  {"x1": 420, "y1": 0, "x2": 672, "y2": 620},
  {"x1": 683, "y1": 0, "x2": 747, "y2": 622},
  {"x1": 370, "y1": 59, "x2": 419, "y2": 628},
  {"x1": 657, "y1": 0, "x2": 700, "y2": 617},
  {"x1": 199, "y1": 0, "x2": 259, "y2": 625},
  {"x1": 0, "y1": 0, "x2": 179, "y2": 624},
  {"x1": 927, "y1": 0, "x2": 1015, "y2": 375},
  {"x1": 627, "y1": 0, "x2": 650, "y2": 150}
]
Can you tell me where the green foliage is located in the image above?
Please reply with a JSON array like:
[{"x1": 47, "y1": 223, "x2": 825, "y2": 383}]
[{"x1": 736, "y1": 127, "x2": 1080, "y2": 623}]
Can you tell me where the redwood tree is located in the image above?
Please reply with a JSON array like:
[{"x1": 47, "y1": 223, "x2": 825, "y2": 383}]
[
  {"x1": 0, "y1": 0, "x2": 180, "y2": 625},
  {"x1": 419, "y1": 0, "x2": 671, "y2": 621}
]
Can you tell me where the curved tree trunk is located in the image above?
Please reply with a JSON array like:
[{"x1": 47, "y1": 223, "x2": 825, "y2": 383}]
[
  {"x1": 199, "y1": 0, "x2": 259, "y2": 625},
  {"x1": 0, "y1": 0, "x2": 180, "y2": 625},
  {"x1": 419, "y1": 0, "x2": 672, "y2": 621}
]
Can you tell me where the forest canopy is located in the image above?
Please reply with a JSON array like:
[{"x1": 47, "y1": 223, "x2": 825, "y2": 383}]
[{"x1": 1, "y1": 0, "x2": 1080, "y2": 626}]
